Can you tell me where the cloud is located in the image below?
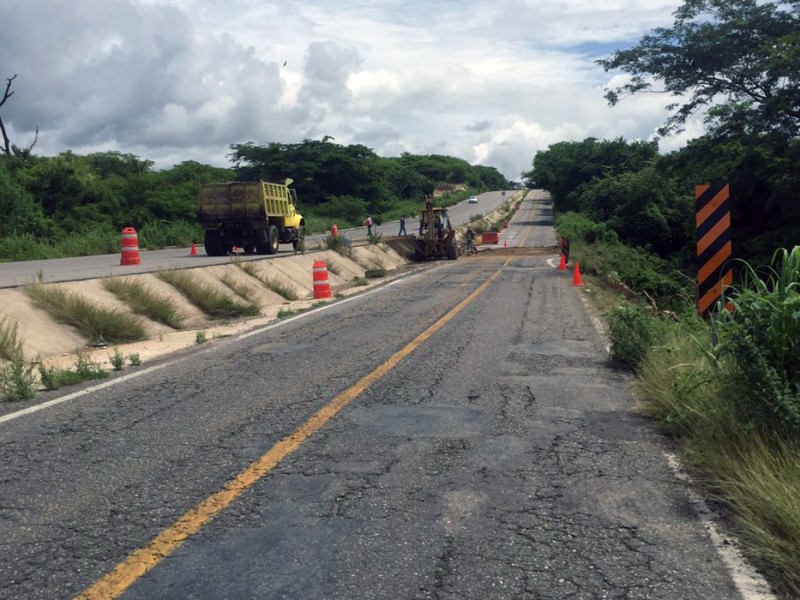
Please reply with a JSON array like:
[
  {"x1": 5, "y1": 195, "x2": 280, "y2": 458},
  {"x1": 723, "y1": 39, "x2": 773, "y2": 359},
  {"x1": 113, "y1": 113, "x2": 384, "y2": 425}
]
[{"x1": 0, "y1": 0, "x2": 689, "y2": 179}]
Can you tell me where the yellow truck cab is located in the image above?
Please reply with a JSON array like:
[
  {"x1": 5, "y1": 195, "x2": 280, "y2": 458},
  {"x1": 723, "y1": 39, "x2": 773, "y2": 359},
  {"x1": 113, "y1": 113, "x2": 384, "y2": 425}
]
[{"x1": 198, "y1": 179, "x2": 305, "y2": 256}]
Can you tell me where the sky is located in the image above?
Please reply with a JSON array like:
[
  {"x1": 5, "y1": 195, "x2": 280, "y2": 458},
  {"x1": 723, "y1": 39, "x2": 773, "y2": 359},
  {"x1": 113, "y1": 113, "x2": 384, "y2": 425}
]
[{"x1": 0, "y1": 0, "x2": 703, "y2": 181}]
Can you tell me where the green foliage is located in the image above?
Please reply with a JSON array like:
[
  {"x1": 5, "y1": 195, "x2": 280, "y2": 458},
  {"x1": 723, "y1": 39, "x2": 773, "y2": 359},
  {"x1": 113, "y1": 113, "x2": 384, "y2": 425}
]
[
  {"x1": 128, "y1": 353, "x2": 141, "y2": 366},
  {"x1": 607, "y1": 304, "x2": 661, "y2": 369},
  {"x1": 522, "y1": 137, "x2": 658, "y2": 211},
  {"x1": 38, "y1": 354, "x2": 108, "y2": 390},
  {"x1": 714, "y1": 247, "x2": 800, "y2": 429},
  {"x1": 0, "y1": 353, "x2": 37, "y2": 402},
  {"x1": 195, "y1": 331, "x2": 207, "y2": 345},
  {"x1": 25, "y1": 284, "x2": 147, "y2": 344},
  {"x1": 635, "y1": 316, "x2": 800, "y2": 594},
  {"x1": 158, "y1": 270, "x2": 260, "y2": 318},
  {"x1": 598, "y1": 0, "x2": 800, "y2": 139},
  {"x1": 103, "y1": 277, "x2": 185, "y2": 329},
  {"x1": 109, "y1": 349, "x2": 125, "y2": 371},
  {"x1": 138, "y1": 221, "x2": 202, "y2": 250},
  {"x1": 0, "y1": 316, "x2": 23, "y2": 362}
]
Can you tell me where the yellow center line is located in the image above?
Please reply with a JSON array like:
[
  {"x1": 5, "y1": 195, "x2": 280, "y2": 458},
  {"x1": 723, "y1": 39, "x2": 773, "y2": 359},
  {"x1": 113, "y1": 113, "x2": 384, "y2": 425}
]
[{"x1": 75, "y1": 263, "x2": 507, "y2": 600}]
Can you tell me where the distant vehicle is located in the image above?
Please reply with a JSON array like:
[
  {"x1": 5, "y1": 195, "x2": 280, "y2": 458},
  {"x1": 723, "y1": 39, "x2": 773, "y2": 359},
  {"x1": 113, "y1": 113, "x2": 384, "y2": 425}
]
[{"x1": 468, "y1": 195, "x2": 478, "y2": 204}]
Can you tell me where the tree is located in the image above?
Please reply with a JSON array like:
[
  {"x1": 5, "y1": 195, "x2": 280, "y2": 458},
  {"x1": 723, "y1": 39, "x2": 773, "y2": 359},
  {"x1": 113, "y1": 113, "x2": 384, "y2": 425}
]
[
  {"x1": 598, "y1": 0, "x2": 800, "y2": 138},
  {"x1": 0, "y1": 74, "x2": 38, "y2": 158}
]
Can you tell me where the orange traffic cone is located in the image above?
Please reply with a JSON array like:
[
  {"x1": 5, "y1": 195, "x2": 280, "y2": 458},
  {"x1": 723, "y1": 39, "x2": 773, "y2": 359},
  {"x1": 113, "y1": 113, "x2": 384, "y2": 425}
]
[
  {"x1": 573, "y1": 262, "x2": 583, "y2": 286},
  {"x1": 558, "y1": 252, "x2": 566, "y2": 271},
  {"x1": 190, "y1": 242, "x2": 197, "y2": 256},
  {"x1": 503, "y1": 239, "x2": 508, "y2": 248}
]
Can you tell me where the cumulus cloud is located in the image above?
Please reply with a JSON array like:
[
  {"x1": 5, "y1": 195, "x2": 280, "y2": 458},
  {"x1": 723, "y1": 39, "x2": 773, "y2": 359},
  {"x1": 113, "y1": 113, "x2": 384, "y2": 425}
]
[{"x1": 0, "y1": 0, "x2": 691, "y2": 179}]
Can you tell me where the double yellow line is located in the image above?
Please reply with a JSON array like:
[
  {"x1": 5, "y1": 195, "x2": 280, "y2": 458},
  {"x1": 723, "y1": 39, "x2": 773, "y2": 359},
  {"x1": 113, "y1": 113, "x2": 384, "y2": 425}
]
[{"x1": 76, "y1": 263, "x2": 510, "y2": 599}]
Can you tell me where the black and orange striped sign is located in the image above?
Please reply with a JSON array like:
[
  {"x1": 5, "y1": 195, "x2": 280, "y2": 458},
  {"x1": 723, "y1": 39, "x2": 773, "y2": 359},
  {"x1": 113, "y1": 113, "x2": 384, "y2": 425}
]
[{"x1": 696, "y1": 184, "x2": 732, "y2": 315}]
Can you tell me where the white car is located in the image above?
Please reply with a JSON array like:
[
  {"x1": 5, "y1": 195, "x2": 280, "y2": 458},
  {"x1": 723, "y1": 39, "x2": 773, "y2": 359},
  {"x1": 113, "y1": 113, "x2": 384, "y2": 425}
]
[{"x1": 468, "y1": 195, "x2": 478, "y2": 204}]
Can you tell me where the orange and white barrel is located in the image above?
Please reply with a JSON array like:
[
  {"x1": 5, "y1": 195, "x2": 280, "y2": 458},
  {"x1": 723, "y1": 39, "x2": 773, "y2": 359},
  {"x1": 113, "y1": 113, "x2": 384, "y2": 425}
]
[
  {"x1": 120, "y1": 227, "x2": 140, "y2": 265},
  {"x1": 313, "y1": 260, "x2": 332, "y2": 299}
]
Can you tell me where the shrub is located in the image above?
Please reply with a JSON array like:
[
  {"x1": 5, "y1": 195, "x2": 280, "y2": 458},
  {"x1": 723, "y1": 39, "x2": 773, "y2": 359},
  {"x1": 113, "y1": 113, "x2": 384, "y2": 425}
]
[
  {"x1": 714, "y1": 247, "x2": 800, "y2": 429},
  {"x1": 0, "y1": 354, "x2": 37, "y2": 402},
  {"x1": 607, "y1": 303, "x2": 659, "y2": 369}
]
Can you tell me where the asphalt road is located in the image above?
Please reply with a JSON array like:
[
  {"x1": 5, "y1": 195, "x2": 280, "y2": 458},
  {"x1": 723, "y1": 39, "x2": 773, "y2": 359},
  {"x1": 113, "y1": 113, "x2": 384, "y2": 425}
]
[
  {"x1": 0, "y1": 192, "x2": 751, "y2": 599},
  {"x1": 0, "y1": 191, "x2": 510, "y2": 288}
]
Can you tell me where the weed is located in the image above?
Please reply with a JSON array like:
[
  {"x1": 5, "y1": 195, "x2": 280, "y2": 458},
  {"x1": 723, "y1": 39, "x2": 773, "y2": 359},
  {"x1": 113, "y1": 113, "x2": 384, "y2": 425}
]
[
  {"x1": 0, "y1": 316, "x2": 24, "y2": 362},
  {"x1": 103, "y1": 277, "x2": 185, "y2": 329},
  {"x1": 25, "y1": 284, "x2": 147, "y2": 344},
  {"x1": 367, "y1": 232, "x2": 383, "y2": 244},
  {"x1": 128, "y1": 353, "x2": 141, "y2": 366},
  {"x1": 195, "y1": 331, "x2": 207, "y2": 345},
  {"x1": 158, "y1": 270, "x2": 259, "y2": 318},
  {"x1": 38, "y1": 353, "x2": 108, "y2": 391},
  {"x1": 109, "y1": 349, "x2": 125, "y2": 371},
  {"x1": 354, "y1": 277, "x2": 368, "y2": 286},
  {"x1": 277, "y1": 307, "x2": 296, "y2": 319},
  {"x1": 0, "y1": 354, "x2": 37, "y2": 402},
  {"x1": 607, "y1": 304, "x2": 660, "y2": 369}
]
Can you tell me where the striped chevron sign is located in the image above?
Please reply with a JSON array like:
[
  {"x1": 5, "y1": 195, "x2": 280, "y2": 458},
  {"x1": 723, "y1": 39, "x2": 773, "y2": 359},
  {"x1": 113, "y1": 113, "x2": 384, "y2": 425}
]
[{"x1": 696, "y1": 184, "x2": 732, "y2": 316}]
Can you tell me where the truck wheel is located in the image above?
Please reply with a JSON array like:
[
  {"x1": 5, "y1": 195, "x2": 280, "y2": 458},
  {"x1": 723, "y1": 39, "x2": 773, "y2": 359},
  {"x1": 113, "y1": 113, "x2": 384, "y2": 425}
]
[
  {"x1": 292, "y1": 226, "x2": 305, "y2": 251},
  {"x1": 204, "y1": 230, "x2": 224, "y2": 257},
  {"x1": 266, "y1": 225, "x2": 279, "y2": 255}
]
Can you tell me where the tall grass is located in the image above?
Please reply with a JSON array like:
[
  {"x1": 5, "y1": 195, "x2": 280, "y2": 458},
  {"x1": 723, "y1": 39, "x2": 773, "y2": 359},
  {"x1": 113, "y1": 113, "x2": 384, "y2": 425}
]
[
  {"x1": 0, "y1": 316, "x2": 36, "y2": 402},
  {"x1": 714, "y1": 246, "x2": 800, "y2": 429},
  {"x1": 103, "y1": 278, "x2": 185, "y2": 329},
  {"x1": 0, "y1": 316, "x2": 24, "y2": 362},
  {"x1": 632, "y1": 248, "x2": 800, "y2": 594},
  {"x1": 25, "y1": 284, "x2": 147, "y2": 344},
  {"x1": 157, "y1": 270, "x2": 260, "y2": 318},
  {"x1": 236, "y1": 262, "x2": 299, "y2": 301}
]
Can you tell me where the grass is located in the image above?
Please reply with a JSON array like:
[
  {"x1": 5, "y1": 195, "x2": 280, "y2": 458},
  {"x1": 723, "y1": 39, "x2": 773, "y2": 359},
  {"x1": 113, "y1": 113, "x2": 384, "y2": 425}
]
[
  {"x1": 25, "y1": 284, "x2": 147, "y2": 344},
  {"x1": 103, "y1": 277, "x2": 185, "y2": 329},
  {"x1": 632, "y1": 308, "x2": 800, "y2": 595},
  {"x1": 220, "y1": 273, "x2": 257, "y2": 301},
  {"x1": 157, "y1": 270, "x2": 260, "y2": 319},
  {"x1": 236, "y1": 262, "x2": 299, "y2": 301},
  {"x1": 0, "y1": 316, "x2": 24, "y2": 362}
]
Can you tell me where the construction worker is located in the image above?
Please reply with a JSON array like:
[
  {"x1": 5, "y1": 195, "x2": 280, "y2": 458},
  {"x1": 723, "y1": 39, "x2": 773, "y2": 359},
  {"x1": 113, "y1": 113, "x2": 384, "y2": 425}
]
[
  {"x1": 399, "y1": 215, "x2": 406, "y2": 236},
  {"x1": 364, "y1": 215, "x2": 373, "y2": 236},
  {"x1": 466, "y1": 228, "x2": 476, "y2": 253}
]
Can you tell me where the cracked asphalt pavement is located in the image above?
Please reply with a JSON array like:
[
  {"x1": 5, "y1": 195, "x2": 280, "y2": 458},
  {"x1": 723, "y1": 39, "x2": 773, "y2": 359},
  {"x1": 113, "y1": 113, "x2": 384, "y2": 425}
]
[{"x1": 0, "y1": 195, "x2": 745, "y2": 599}]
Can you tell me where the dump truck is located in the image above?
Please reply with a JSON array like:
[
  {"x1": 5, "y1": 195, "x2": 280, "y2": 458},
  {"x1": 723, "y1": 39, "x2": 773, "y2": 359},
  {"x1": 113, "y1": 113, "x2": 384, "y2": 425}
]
[
  {"x1": 412, "y1": 196, "x2": 459, "y2": 260},
  {"x1": 198, "y1": 179, "x2": 305, "y2": 256}
]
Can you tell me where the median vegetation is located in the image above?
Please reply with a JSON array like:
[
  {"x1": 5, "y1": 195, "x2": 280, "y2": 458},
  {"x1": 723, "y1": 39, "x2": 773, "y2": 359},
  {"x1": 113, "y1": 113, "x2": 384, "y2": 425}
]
[
  {"x1": 24, "y1": 284, "x2": 148, "y2": 345},
  {"x1": 157, "y1": 270, "x2": 260, "y2": 319}
]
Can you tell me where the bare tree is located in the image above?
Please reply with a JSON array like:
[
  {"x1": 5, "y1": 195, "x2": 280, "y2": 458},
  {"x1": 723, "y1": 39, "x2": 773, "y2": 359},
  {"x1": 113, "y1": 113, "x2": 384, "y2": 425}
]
[{"x1": 0, "y1": 74, "x2": 38, "y2": 158}]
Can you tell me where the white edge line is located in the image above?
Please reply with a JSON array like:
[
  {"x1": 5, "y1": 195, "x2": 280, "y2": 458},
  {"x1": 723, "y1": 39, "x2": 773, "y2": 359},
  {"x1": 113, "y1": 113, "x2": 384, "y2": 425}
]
[{"x1": 1, "y1": 274, "x2": 419, "y2": 425}]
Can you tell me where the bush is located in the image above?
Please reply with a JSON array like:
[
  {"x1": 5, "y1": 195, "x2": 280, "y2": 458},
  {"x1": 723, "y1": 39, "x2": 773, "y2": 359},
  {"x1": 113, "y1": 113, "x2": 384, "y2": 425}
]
[
  {"x1": 715, "y1": 247, "x2": 800, "y2": 429},
  {"x1": 607, "y1": 304, "x2": 660, "y2": 369}
]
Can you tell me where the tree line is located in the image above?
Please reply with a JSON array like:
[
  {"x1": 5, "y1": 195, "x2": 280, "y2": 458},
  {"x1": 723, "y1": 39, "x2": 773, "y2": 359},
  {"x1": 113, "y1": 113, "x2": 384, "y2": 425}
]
[
  {"x1": 0, "y1": 140, "x2": 507, "y2": 260},
  {"x1": 524, "y1": 0, "x2": 800, "y2": 308}
]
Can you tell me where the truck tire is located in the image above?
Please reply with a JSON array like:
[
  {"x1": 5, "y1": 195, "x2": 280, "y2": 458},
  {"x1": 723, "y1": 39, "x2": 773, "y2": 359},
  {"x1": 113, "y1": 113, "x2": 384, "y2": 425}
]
[
  {"x1": 266, "y1": 224, "x2": 279, "y2": 255},
  {"x1": 204, "y1": 230, "x2": 225, "y2": 257},
  {"x1": 292, "y1": 226, "x2": 305, "y2": 251}
]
